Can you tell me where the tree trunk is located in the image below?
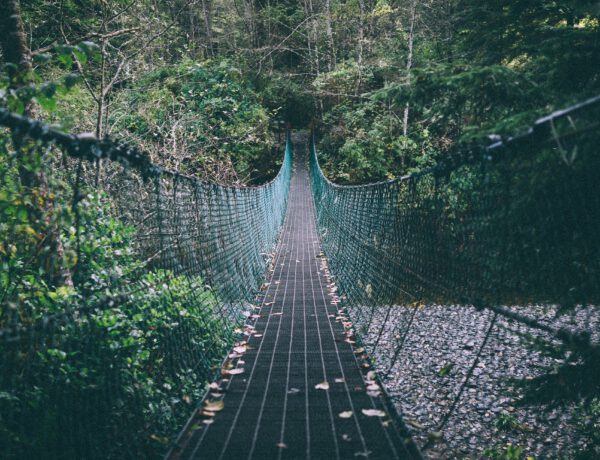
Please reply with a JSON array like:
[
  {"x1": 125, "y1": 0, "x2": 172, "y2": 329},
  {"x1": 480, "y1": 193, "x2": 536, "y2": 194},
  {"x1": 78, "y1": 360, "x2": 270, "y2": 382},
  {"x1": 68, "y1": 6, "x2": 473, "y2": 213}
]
[
  {"x1": 0, "y1": 0, "x2": 38, "y2": 118},
  {"x1": 324, "y1": 0, "x2": 335, "y2": 70},
  {"x1": 403, "y1": 0, "x2": 417, "y2": 137},
  {"x1": 201, "y1": 0, "x2": 214, "y2": 57},
  {"x1": 356, "y1": 0, "x2": 365, "y2": 95},
  {"x1": 0, "y1": 0, "x2": 73, "y2": 288}
]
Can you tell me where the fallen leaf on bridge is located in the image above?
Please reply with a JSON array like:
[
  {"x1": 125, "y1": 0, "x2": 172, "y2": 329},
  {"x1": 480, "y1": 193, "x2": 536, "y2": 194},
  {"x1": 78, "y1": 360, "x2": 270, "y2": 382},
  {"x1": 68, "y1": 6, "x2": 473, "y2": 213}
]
[
  {"x1": 204, "y1": 400, "x2": 224, "y2": 412},
  {"x1": 315, "y1": 381, "x2": 330, "y2": 390},
  {"x1": 225, "y1": 368, "x2": 244, "y2": 375},
  {"x1": 361, "y1": 409, "x2": 386, "y2": 417},
  {"x1": 339, "y1": 411, "x2": 353, "y2": 418}
]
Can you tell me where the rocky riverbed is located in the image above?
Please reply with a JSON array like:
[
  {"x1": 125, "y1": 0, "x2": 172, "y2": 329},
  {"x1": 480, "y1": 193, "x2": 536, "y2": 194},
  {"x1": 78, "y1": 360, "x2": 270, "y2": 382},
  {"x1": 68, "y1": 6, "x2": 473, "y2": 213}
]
[{"x1": 351, "y1": 304, "x2": 600, "y2": 458}]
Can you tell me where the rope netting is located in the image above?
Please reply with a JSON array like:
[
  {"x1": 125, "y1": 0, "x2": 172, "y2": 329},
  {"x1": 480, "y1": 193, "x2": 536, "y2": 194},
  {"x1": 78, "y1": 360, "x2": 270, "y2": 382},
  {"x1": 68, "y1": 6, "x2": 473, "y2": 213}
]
[
  {"x1": 0, "y1": 110, "x2": 291, "y2": 459},
  {"x1": 310, "y1": 96, "x2": 600, "y2": 456}
]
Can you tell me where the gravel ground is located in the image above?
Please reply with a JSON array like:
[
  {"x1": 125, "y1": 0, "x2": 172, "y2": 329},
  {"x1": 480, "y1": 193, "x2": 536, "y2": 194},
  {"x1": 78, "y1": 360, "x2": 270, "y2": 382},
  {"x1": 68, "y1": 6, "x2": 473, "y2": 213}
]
[{"x1": 349, "y1": 304, "x2": 600, "y2": 459}]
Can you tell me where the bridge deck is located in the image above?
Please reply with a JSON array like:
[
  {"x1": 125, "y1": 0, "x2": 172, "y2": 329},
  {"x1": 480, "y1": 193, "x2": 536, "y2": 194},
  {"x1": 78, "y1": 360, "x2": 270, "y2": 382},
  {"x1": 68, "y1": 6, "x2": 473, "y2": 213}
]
[{"x1": 169, "y1": 138, "x2": 416, "y2": 460}]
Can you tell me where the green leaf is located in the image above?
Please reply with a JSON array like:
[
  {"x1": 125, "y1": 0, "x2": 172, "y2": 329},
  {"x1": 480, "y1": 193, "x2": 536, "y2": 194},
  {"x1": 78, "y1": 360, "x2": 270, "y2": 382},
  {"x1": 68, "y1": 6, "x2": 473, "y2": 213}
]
[
  {"x1": 64, "y1": 73, "x2": 81, "y2": 89},
  {"x1": 40, "y1": 81, "x2": 57, "y2": 98},
  {"x1": 3, "y1": 63, "x2": 18, "y2": 77},
  {"x1": 438, "y1": 363, "x2": 454, "y2": 377},
  {"x1": 57, "y1": 54, "x2": 73, "y2": 68},
  {"x1": 33, "y1": 53, "x2": 53, "y2": 65},
  {"x1": 73, "y1": 47, "x2": 88, "y2": 65},
  {"x1": 37, "y1": 95, "x2": 56, "y2": 111},
  {"x1": 55, "y1": 44, "x2": 74, "y2": 56}
]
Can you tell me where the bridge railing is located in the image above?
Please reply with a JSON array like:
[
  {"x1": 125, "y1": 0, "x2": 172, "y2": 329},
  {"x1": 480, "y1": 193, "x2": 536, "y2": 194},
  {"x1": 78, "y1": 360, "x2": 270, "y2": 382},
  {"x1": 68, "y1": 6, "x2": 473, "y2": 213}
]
[
  {"x1": 309, "y1": 96, "x2": 600, "y2": 455},
  {"x1": 0, "y1": 110, "x2": 292, "y2": 459}
]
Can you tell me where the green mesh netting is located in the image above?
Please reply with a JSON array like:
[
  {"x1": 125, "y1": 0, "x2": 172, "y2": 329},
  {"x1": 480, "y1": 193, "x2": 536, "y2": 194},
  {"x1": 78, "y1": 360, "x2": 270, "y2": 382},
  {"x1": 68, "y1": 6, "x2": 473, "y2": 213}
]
[
  {"x1": 309, "y1": 96, "x2": 600, "y2": 444},
  {"x1": 310, "y1": 96, "x2": 600, "y2": 315},
  {"x1": 0, "y1": 109, "x2": 291, "y2": 459}
]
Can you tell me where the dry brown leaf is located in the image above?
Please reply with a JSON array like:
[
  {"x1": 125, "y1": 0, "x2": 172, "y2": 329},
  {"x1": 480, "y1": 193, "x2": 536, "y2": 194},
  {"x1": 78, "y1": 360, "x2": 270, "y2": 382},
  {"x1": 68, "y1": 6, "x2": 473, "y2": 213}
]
[
  {"x1": 203, "y1": 419, "x2": 214, "y2": 425},
  {"x1": 225, "y1": 368, "x2": 244, "y2": 375},
  {"x1": 204, "y1": 400, "x2": 224, "y2": 412},
  {"x1": 339, "y1": 411, "x2": 353, "y2": 418},
  {"x1": 362, "y1": 409, "x2": 386, "y2": 417},
  {"x1": 233, "y1": 346, "x2": 246, "y2": 354},
  {"x1": 334, "y1": 378, "x2": 345, "y2": 383},
  {"x1": 354, "y1": 347, "x2": 365, "y2": 354},
  {"x1": 315, "y1": 381, "x2": 330, "y2": 390},
  {"x1": 276, "y1": 442, "x2": 287, "y2": 449}
]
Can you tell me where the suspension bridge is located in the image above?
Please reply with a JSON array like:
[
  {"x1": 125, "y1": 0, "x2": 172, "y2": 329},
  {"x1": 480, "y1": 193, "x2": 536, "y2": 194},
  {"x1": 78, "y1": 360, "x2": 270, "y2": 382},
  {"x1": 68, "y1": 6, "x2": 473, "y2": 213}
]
[{"x1": 0, "y1": 95, "x2": 599, "y2": 459}]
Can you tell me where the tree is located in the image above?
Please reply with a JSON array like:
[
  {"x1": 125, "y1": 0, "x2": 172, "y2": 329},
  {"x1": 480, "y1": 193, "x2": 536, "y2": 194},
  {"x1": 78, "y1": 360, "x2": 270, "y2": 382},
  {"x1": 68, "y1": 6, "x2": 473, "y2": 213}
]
[{"x1": 0, "y1": 0, "x2": 74, "y2": 287}]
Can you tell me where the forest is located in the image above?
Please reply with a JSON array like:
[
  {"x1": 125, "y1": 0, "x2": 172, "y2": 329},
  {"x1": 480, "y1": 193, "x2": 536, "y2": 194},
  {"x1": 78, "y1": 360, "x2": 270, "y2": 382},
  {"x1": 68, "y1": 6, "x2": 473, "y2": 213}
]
[
  {"x1": 1, "y1": 0, "x2": 599, "y2": 459},
  {"x1": 3, "y1": 0, "x2": 599, "y2": 182}
]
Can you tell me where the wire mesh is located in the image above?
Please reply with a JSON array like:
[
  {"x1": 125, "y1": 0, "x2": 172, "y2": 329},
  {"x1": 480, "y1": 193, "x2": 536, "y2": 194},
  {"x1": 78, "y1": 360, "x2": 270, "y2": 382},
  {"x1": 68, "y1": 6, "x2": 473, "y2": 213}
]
[
  {"x1": 310, "y1": 96, "x2": 600, "y2": 456},
  {"x1": 0, "y1": 109, "x2": 292, "y2": 459}
]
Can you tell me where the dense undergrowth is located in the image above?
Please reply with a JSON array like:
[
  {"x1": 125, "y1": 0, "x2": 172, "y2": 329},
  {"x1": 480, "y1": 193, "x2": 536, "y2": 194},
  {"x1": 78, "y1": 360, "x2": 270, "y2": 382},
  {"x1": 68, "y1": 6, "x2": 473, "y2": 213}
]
[{"x1": 0, "y1": 137, "x2": 232, "y2": 457}]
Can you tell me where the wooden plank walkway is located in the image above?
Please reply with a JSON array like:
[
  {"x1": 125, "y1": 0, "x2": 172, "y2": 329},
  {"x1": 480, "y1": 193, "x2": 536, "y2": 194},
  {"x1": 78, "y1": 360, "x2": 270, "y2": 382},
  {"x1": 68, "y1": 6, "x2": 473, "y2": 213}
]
[{"x1": 169, "y1": 137, "x2": 419, "y2": 460}]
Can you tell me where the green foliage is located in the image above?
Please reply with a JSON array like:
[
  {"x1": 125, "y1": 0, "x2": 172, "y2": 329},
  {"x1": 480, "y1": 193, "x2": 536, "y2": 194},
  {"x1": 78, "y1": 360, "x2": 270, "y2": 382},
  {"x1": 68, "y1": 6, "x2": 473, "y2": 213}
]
[
  {"x1": 495, "y1": 413, "x2": 524, "y2": 432},
  {"x1": 259, "y1": 73, "x2": 315, "y2": 127},
  {"x1": 574, "y1": 398, "x2": 600, "y2": 460},
  {"x1": 483, "y1": 443, "x2": 528, "y2": 460},
  {"x1": 0, "y1": 42, "x2": 99, "y2": 114},
  {"x1": 317, "y1": 96, "x2": 438, "y2": 183},
  {"x1": 0, "y1": 136, "x2": 231, "y2": 458},
  {"x1": 113, "y1": 59, "x2": 276, "y2": 183}
]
